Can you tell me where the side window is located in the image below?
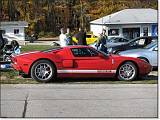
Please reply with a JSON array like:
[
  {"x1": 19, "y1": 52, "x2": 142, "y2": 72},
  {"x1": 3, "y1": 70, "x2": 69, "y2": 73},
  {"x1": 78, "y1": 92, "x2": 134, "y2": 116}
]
[
  {"x1": 129, "y1": 41, "x2": 137, "y2": 46},
  {"x1": 86, "y1": 35, "x2": 91, "y2": 38},
  {"x1": 130, "y1": 39, "x2": 145, "y2": 46},
  {"x1": 123, "y1": 38, "x2": 129, "y2": 42},
  {"x1": 71, "y1": 48, "x2": 98, "y2": 57},
  {"x1": 114, "y1": 38, "x2": 119, "y2": 43},
  {"x1": 88, "y1": 48, "x2": 98, "y2": 56},
  {"x1": 71, "y1": 48, "x2": 91, "y2": 57},
  {"x1": 119, "y1": 38, "x2": 123, "y2": 42}
]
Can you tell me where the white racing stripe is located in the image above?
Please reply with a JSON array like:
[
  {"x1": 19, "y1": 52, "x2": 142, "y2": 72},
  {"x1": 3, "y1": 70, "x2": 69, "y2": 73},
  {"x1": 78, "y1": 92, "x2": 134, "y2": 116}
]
[{"x1": 57, "y1": 70, "x2": 116, "y2": 73}]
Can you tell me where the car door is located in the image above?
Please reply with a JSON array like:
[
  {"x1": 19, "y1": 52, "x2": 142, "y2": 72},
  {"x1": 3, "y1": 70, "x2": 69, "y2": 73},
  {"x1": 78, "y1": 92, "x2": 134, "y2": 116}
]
[{"x1": 70, "y1": 47, "x2": 114, "y2": 77}]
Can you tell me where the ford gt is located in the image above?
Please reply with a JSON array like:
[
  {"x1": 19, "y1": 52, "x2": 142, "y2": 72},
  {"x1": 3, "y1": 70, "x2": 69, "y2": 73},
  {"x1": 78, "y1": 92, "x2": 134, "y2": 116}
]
[{"x1": 11, "y1": 46, "x2": 152, "y2": 82}]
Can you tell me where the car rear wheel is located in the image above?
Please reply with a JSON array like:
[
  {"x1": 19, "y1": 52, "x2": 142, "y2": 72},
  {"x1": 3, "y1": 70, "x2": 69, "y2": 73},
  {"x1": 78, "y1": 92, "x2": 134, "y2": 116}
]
[
  {"x1": 31, "y1": 60, "x2": 56, "y2": 83},
  {"x1": 117, "y1": 62, "x2": 137, "y2": 81}
]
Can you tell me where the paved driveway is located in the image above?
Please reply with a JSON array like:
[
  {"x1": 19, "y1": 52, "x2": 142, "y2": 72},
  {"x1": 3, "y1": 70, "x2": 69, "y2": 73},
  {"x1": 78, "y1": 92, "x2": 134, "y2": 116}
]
[{"x1": 1, "y1": 84, "x2": 157, "y2": 118}]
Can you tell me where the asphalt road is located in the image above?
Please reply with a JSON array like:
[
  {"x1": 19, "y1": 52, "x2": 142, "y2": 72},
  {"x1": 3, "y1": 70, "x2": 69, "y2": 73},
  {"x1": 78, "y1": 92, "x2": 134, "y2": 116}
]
[{"x1": 1, "y1": 84, "x2": 158, "y2": 118}]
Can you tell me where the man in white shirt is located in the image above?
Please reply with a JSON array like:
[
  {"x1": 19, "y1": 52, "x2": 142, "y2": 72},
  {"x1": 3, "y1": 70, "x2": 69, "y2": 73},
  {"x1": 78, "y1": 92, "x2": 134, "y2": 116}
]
[{"x1": 59, "y1": 28, "x2": 67, "y2": 47}]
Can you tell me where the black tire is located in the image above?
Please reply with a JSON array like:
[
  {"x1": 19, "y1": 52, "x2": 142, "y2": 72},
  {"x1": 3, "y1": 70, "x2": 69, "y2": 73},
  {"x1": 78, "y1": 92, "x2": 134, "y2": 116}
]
[
  {"x1": 117, "y1": 62, "x2": 137, "y2": 81},
  {"x1": 31, "y1": 60, "x2": 56, "y2": 83}
]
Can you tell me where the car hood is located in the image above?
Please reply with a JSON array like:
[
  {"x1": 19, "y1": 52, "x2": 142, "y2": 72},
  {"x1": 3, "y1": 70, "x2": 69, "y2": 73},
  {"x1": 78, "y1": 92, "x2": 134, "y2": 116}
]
[
  {"x1": 110, "y1": 54, "x2": 146, "y2": 63},
  {"x1": 107, "y1": 43, "x2": 126, "y2": 47},
  {"x1": 119, "y1": 49, "x2": 148, "y2": 55},
  {"x1": 108, "y1": 43, "x2": 127, "y2": 49}
]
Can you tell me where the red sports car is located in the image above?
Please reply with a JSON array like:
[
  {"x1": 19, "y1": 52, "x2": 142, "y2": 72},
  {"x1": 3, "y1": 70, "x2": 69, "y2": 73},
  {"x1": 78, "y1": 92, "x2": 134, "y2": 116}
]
[{"x1": 11, "y1": 46, "x2": 152, "y2": 82}]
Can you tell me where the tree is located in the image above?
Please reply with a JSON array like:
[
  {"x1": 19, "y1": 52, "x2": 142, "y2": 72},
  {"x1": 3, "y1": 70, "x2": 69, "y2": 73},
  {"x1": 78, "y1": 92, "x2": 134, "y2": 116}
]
[{"x1": 8, "y1": 0, "x2": 16, "y2": 21}]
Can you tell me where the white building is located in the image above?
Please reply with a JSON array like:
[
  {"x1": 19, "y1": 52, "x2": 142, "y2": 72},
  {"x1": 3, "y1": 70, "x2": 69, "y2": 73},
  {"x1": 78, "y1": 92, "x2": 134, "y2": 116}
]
[
  {"x1": 0, "y1": 21, "x2": 28, "y2": 41},
  {"x1": 90, "y1": 8, "x2": 158, "y2": 39}
]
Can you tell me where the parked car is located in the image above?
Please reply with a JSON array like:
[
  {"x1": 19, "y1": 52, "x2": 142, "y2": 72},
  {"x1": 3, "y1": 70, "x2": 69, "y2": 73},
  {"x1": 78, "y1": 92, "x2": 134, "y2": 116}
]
[
  {"x1": 107, "y1": 37, "x2": 129, "y2": 46},
  {"x1": 72, "y1": 33, "x2": 98, "y2": 45},
  {"x1": 107, "y1": 36, "x2": 157, "y2": 54},
  {"x1": 11, "y1": 46, "x2": 152, "y2": 82},
  {"x1": 90, "y1": 37, "x2": 129, "y2": 49},
  {"x1": 119, "y1": 41, "x2": 158, "y2": 68}
]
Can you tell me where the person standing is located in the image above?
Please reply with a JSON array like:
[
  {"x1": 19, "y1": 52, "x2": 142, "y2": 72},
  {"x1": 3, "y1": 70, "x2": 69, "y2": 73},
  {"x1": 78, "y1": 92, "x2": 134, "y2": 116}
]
[
  {"x1": 65, "y1": 28, "x2": 72, "y2": 45},
  {"x1": 11, "y1": 40, "x2": 21, "y2": 54},
  {"x1": 97, "y1": 29, "x2": 108, "y2": 53},
  {"x1": 59, "y1": 28, "x2": 67, "y2": 47},
  {"x1": 75, "y1": 28, "x2": 87, "y2": 45}
]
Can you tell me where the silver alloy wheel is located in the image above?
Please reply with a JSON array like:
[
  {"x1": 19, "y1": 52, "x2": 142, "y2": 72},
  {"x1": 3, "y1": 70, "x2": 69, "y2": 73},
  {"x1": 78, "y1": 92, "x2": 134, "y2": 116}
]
[
  {"x1": 35, "y1": 63, "x2": 53, "y2": 81},
  {"x1": 119, "y1": 63, "x2": 136, "y2": 80}
]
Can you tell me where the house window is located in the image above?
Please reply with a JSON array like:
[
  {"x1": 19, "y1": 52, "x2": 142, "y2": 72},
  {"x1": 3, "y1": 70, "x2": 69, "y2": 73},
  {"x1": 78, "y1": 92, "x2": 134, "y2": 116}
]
[
  {"x1": 108, "y1": 29, "x2": 119, "y2": 36},
  {"x1": 14, "y1": 29, "x2": 19, "y2": 34}
]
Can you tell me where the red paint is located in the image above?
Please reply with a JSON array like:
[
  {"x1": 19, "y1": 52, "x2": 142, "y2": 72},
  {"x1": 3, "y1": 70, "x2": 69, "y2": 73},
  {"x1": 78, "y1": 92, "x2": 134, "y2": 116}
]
[{"x1": 11, "y1": 46, "x2": 152, "y2": 79}]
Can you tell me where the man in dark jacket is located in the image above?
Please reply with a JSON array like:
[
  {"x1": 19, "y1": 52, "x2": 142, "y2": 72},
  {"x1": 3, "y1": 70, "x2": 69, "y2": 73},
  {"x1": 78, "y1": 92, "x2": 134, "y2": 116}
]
[
  {"x1": 0, "y1": 30, "x2": 7, "y2": 50},
  {"x1": 75, "y1": 28, "x2": 87, "y2": 45},
  {"x1": 97, "y1": 29, "x2": 108, "y2": 53}
]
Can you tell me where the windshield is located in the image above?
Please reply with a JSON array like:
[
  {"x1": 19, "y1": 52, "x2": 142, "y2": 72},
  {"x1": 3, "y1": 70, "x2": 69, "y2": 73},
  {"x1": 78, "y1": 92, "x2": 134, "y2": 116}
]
[
  {"x1": 108, "y1": 37, "x2": 115, "y2": 42},
  {"x1": 86, "y1": 35, "x2": 92, "y2": 38},
  {"x1": 144, "y1": 41, "x2": 157, "y2": 49},
  {"x1": 97, "y1": 50, "x2": 108, "y2": 57}
]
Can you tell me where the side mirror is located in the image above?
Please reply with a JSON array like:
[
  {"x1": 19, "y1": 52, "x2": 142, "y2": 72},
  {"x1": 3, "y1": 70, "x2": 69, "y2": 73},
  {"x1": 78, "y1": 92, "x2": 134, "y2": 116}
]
[{"x1": 153, "y1": 47, "x2": 158, "y2": 51}]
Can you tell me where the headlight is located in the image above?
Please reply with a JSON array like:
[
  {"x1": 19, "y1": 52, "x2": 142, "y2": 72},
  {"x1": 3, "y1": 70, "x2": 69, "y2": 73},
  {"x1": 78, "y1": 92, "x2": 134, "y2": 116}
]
[{"x1": 107, "y1": 48, "x2": 112, "y2": 53}]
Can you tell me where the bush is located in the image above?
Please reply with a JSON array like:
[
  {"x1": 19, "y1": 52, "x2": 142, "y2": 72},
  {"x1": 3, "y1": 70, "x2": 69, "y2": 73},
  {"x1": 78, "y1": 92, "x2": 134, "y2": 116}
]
[
  {"x1": 38, "y1": 31, "x2": 45, "y2": 38},
  {"x1": 38, "y1": 31, "x2": 56, "y2": 38}
]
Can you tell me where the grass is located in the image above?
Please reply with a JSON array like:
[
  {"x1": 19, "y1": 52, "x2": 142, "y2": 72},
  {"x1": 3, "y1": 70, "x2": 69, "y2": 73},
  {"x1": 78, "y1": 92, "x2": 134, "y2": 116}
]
[{"x1": 21, "y1": 45, "x2": 53, "y2": 52}]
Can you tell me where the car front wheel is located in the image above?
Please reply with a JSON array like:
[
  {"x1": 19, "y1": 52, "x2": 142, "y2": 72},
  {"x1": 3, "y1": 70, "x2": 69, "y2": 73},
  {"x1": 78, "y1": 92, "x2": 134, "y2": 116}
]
[
  {"x1": 31, "y1": 60, "x2": 56, "y2": 83},
  {"x1": 117, "y1": 62, "x2": 137, "y2": 81}
]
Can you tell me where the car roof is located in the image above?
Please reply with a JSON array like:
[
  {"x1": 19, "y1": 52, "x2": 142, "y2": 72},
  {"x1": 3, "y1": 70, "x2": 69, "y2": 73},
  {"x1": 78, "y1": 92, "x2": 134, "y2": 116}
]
[
  {"x1": 129, "y1": 36, "x2": 158, "y2": 43},
  {"x1": 64, "y1": 45, "x2": 91, "y2": 49},
  {"x1": 109, "y1": 37, "x2": 129, "y2": 40},
  {"x1": 108, "y1": 36, "x2": 158, "y2": 48}
]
